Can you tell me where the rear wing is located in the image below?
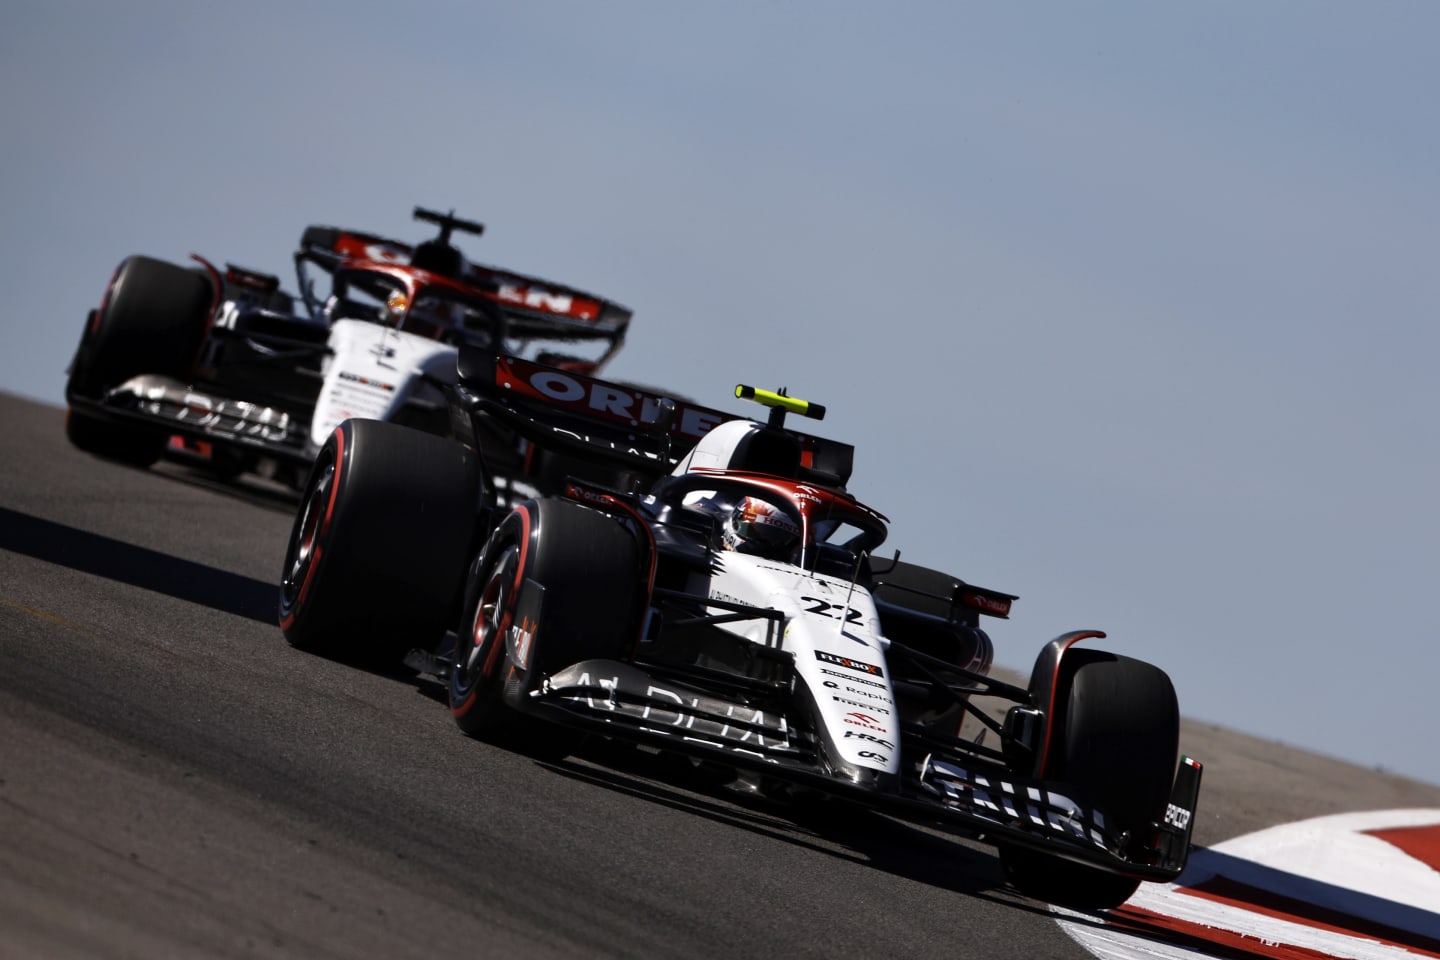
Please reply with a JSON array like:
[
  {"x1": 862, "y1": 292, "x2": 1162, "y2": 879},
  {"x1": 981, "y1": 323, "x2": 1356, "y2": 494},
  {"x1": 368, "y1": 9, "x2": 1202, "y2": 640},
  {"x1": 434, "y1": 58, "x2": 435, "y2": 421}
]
[
  {"x1": 869, "y1": 555, "x2": 1018, "y2": 628},
  {"x1": 453, "y1": 345, "x2": 855, "y2": 487},
  {"x1": 294, "y1": 225, "x2": 632, "y2": 344}
]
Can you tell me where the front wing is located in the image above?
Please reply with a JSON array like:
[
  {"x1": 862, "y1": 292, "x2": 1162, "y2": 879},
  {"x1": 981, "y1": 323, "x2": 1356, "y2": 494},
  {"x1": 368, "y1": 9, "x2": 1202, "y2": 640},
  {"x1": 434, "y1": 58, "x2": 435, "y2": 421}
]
[
  {"x1": 69, "y1": 375, "x2": 315, "y2": 465},
  {"x1": 524, "y1": 658, "x2": 1202, "y2": 882}
]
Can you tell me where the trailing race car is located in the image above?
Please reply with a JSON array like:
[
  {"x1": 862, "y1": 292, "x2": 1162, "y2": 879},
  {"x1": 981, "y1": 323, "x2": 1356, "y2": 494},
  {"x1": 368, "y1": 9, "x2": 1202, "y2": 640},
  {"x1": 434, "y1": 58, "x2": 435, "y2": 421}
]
[
  {"x1": 64, "y1": 207, "x2": 631, "y2": 486},
  {"x1": 276, "y1": 345, "x2": 1202, "y2": 911}
]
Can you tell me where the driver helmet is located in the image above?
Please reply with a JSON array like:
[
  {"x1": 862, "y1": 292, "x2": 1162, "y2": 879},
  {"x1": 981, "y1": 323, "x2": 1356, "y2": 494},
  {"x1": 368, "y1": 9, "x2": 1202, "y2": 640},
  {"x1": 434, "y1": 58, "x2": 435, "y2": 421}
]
[
  {"x1": 723, "y1": 496, "x2": 800, "y2": 557},
  {"x1": 384, "y1": 290, "x2": 409, "y2": 326}
]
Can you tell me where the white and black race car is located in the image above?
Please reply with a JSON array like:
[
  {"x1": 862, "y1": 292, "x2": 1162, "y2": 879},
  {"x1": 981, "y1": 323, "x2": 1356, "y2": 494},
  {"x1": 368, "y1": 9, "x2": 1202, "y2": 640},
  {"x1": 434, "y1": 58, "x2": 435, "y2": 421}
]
[
  {"x1": 64, "y1": 207, "x2": 630, "y2": 487},
  {"x1": 277, "y1": 345, "x2": 1202, "y2": 911}
]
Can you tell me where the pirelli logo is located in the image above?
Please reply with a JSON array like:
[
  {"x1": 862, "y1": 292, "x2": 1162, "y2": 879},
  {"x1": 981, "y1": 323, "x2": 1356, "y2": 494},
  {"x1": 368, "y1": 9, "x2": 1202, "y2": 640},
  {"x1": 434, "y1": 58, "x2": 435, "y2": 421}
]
[{"x1": 815, "y1": 650, "x2": 883, "y2": 678}]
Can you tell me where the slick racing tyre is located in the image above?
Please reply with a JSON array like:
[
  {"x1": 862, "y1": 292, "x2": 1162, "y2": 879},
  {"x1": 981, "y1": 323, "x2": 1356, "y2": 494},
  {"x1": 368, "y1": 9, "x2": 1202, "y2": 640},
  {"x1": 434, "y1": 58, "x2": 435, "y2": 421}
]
[
  {"x1": 448, "y1": 498, "x2": 641, "y2": 757},
  {"x1": 1000, "y1": 650, "x2": 1179, "y2": 910},
  {"x1": 279, "y1": 418, "x2": 481, "y2": 665},
  {"x1": 66, "y1": 255, "x2": 213, "y2": 467}
]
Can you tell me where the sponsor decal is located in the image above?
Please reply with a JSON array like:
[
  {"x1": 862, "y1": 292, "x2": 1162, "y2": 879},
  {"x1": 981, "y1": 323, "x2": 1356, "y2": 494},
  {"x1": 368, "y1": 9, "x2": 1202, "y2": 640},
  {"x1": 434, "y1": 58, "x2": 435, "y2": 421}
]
[
  {"x1": 135, "y1": 383, "x2": 298, "y2": 444},
  {"x1": 361, "y1": 241, "x2": 409, "y2": 263},
  {"x1": 568, "y1": 671, "x2": 618, "y2": 711},
  {"x1": 843, "y1": 729, "x2": 894, "y2": 750},
  {"x1": 819, "y1": 667, "x2": 886, "y2": 689},
  {"x1": 213, "y1": 301, "x2": 242, "y2": 330},
  {"x1": 831, "y1": 695, "x2": 891, "y2": 715},
  {"x1": 497, "y1": 283, "x2": 593, "y2": 319},
  {"x1": 497, "y1": 358, "x2": 725, "y2": 440},
  {"x1": 790, "y1": 485, "x2": 823, "y2": 505},
  {"x1": 846, "y1": 685, "x2": 888, "y2": 701},
  {"x1": 338, "y1": 371, "x2": 397, "y2": 392},
  {"x1": 642, "y1": 686, "x2": 785, "y2": 747},
  {"x1": 547, "y1": 668, "x2": 793, "y2": 760},
  {"x1": 754, "y1": 561, "x2": 801, "y2": 576},
  {"x1": 1164, "y1": 803, "x2": 1192, "y2": 830},
  {"x1": 959, "y1": 589, "x2": 1012, "y2": 617},
  {"x1": 509, "y1": 616, "x2": 536, "y2": 669},
  {"x1": 558, "y1": 673, "x2": 794, "y2": 754},
  {"x1": 842, "y1": 711, "x2": 887, "y2": 733},
  {"x1": 566, "y1": 486, "x2": 611, "y2": 506},
  {"x1": 815, "y1": 650, "x2": 883, "y2": 677}
]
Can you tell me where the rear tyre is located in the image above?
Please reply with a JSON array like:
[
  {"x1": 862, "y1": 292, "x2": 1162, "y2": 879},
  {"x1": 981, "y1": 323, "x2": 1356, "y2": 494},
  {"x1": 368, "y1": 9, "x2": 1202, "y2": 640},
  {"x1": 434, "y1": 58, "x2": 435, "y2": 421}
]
[
  {"x1": 1000, "y1": 650, "x2": 1179, "y2": 910},
  {"x1": 448, "y1": 498, "x2": 641, "y2": 757},
  {"x1": 66, "y1": 256, "x2": 213, "y2": 466},
  {"x1": 278, "y1": 418, "x2": 481, "y2": 665}
]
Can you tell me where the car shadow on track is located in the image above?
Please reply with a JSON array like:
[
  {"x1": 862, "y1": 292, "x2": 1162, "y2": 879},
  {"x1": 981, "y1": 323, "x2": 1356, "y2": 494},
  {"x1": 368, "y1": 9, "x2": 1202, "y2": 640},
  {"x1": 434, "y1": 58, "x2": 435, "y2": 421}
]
[
  {"x1": 0, "y1": 506, "x2": 275, "y2": 623},
  {"x1": 405, "y1": 669, "x2": 1055, "y2": 912},
  {"x1": 401, "y1": 663, "x2": 1074, "y2": 917},
  {"x1": 150, "y1": 460, "x2": 302, "y2": 513},
  {"x1": 548, "y1": 743, "x2": 1057, "y2": 912},
  {"x1": 413, "y1": 700, "x2": 1052, "y2": 915}
]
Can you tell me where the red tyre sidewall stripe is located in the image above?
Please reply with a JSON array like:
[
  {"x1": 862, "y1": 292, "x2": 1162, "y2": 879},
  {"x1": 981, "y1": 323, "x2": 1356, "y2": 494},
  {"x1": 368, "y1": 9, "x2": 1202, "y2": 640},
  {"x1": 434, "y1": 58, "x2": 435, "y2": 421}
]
[
  {"x1": 301, "y1": 426, "x2": 346, "y2": 606},
  {"x1": 511, "y1": 505, "x2": 532, "y2": 598},
  {"x1": 90, "y1": 263, "x2": 124, "y2": 336},
  {"x1": 1035, "y1": 630, "x2": 1105, "y2": 776},
  {"x1": 321, "y1": 426, "x2": 346, "y2": 537},
  {"x1": 452, "y1": 507, "x2": 532, "y2": 718},
  {"x1": 187, "y1": 254, "x2": 224, "y2": 380},
  {"x1": 501, "y1": 506, "x2": 532, "y2": 674},
  {"x1": 281, "y1": 427, "x2": 346, "y2": 631}
]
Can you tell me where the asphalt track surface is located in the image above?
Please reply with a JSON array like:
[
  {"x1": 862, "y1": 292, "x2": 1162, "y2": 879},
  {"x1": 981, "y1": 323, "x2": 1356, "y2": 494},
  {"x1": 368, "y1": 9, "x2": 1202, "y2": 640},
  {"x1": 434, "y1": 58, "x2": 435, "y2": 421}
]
[{"x1": 4, "y1": 390, "x2": 1439, "y2": 960}]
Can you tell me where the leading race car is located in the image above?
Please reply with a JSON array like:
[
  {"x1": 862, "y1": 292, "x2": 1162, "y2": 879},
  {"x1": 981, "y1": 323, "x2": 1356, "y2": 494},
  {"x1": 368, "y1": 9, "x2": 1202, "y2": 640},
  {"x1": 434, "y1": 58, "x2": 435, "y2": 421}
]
[
  {"x1": 276, "y1": 338, "x2": 1203, "y2": 911},
  {"x1": 64, "y1": 207, "x2": 631, "y2": 487}
]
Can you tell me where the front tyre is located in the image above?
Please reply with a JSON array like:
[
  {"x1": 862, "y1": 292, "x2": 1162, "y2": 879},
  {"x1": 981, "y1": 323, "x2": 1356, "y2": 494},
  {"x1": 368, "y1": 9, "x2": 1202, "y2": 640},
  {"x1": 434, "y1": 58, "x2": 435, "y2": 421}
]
[
  {"x1": 448, "y1": 544, "x2": 521, "y2": 740},
  {"x1": 1000, "y1": 650, "x2": 1179, "y2": 910},
  {"x1": 66, "y1": 256, "x2": 213, "y2": 466},
  {"x1": 448, "y1": 499, "x2": 642, "y2": 756}
]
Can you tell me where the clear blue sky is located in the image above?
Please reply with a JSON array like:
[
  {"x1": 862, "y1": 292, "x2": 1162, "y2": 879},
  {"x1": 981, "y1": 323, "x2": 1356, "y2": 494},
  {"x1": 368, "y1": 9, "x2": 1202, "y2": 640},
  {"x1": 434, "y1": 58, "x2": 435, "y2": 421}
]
[{"x1": 4, "y1": 2, "x2": 1437, "y2": 785}]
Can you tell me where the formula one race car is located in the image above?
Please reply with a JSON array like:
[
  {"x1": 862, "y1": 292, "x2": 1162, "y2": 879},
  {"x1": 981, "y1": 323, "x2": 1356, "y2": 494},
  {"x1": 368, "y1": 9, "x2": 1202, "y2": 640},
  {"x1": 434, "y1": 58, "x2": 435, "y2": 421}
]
[
  {"x1": 276, "y1": 342, "x2": 1202, "y2": 910},
  {"x1": 64, "y1": 207, "x2": 630, "y2": 486}
]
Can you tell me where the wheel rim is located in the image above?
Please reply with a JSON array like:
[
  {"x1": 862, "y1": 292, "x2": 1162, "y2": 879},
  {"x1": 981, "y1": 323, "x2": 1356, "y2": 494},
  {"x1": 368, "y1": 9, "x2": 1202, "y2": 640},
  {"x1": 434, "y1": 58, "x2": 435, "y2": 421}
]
[
  {"x1": 452, "y1": 546, "x2": 519, "y2": 710},
  {"x1": 281, "y1": 458, "x2": 336, "y2": 610}
]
